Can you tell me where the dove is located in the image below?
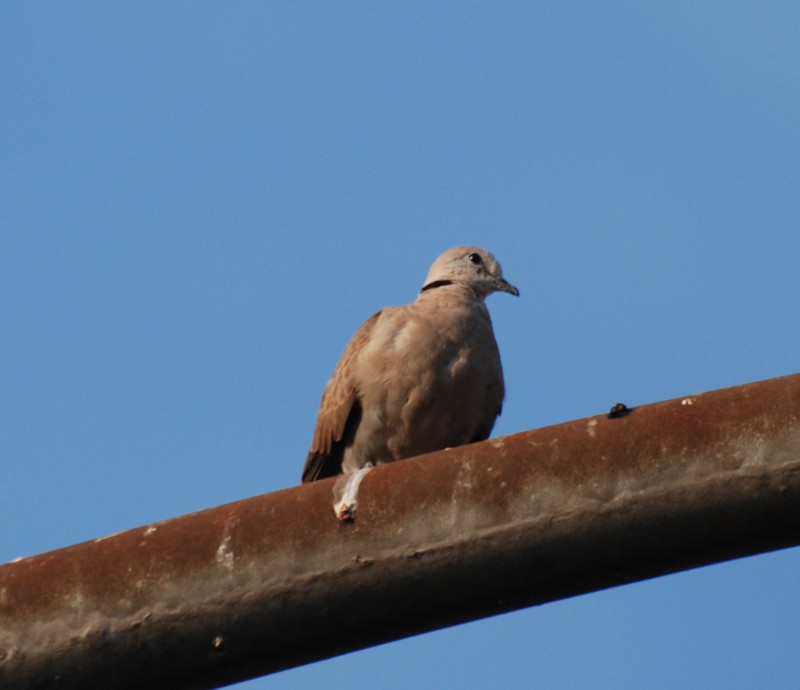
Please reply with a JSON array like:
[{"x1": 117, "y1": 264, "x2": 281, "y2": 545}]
[{"x1": 302, "y1": 246, "x2": 518, "y2": 483}]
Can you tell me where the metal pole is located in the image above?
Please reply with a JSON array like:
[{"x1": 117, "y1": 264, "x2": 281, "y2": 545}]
[{"x1": 2, "y1": 373, "x2": 800, "y2": 689}]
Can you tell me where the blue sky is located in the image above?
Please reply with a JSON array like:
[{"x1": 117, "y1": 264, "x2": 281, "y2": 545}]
[{"x1": 2, "y1": 3, "x2": 800, "y2": 688}]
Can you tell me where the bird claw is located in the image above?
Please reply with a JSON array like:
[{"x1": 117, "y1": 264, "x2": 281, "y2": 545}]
[
  {"x1": 336, "y1": 502, "x2": 357, "y2": 522},
  {"x1": 332, "y1": 466, "x2": 373, "y2": 522}
]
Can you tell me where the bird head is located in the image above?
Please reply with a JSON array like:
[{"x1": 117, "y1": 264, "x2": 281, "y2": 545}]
[{"x1": 421, "y1": 246, "x2": 519, "y2": 300}]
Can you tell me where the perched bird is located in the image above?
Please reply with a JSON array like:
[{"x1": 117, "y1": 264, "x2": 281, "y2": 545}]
[{"x1": 302, "y1": 246, "x2": 519, "y2": 483}]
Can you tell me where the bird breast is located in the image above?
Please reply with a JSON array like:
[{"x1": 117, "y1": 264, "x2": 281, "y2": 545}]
[{"x1": 350, "y1": 302, "x2": 502, "y2": 462}]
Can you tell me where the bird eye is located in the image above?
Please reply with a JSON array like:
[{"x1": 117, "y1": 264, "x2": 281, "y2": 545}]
[{"x1": 468, "y1": 253, "x2": 482, "y2": 264}]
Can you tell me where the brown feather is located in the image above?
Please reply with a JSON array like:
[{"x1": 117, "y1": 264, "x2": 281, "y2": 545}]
[{"x1": 301, "y1": 312, "x2": 381, "y2": 483}]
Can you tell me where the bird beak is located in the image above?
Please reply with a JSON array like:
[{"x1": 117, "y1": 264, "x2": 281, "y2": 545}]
[{"x1": 495, "y1": 278, "x2": 520, "y2": 297}]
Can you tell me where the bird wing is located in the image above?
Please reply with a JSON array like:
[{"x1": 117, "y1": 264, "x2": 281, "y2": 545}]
[{"x1": 301, "y1": 311, "x2": 381, "y2": 483}]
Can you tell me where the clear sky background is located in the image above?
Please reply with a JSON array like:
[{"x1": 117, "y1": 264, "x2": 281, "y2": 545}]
[{"x1": 3, "y1": 3, "x2": 800, "y2": 688}]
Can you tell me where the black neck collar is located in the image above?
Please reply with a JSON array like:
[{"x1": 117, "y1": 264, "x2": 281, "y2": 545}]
[{"x1": 420, "y1": 279, "x2": 454, "y2": 293}]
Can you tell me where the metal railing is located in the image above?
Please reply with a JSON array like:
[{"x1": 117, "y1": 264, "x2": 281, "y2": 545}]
[{"x1": 2, "y1": 373, "x2": 800, "y2": 689}]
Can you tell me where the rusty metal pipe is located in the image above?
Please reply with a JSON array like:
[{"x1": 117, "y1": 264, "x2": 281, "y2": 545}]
[{"x1": 2, "y1": 373, "x2": 800, "y2": 689}]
